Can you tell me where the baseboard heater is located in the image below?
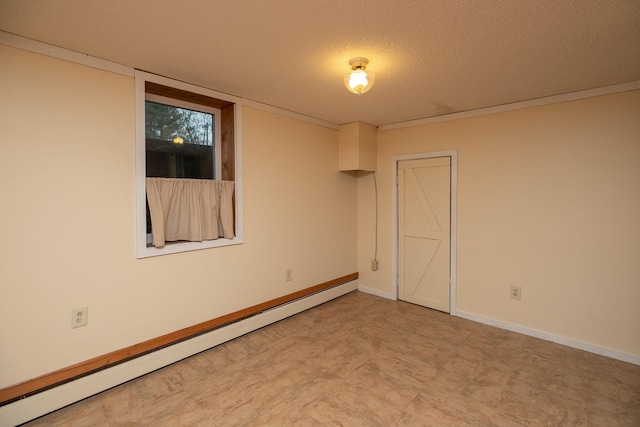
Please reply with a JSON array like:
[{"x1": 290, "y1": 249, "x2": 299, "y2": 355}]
[{"x1": 0, "y1": 273, "x2": 359, "y2": 426}]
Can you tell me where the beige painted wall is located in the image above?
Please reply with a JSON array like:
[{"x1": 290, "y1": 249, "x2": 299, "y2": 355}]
[
  {"x1": 358, "y1": 90, "x2": 640, "y2": 357},
  {"x1": 0, "y1": 45, "x2": 357, "y2": 388}
]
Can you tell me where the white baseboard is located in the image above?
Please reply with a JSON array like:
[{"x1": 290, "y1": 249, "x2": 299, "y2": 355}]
[
  {"x1": 0, "y1": 280, "x2": 359, "y2": 427},
  {"x1": 456, "y1": 310, "x2": 640, "y2": 366},
  {"x1": 357, "y1": 285, "x2": 394, "y2": 300}
]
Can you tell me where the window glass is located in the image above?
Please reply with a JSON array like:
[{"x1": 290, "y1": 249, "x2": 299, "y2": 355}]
[{"x1": 145, "y1": 101, "x2": 216, "y2": 179}]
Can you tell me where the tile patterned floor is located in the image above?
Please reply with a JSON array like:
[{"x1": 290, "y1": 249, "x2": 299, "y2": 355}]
[{"x1": 23, "y1": 291, "x2": 640, "y2": 426}]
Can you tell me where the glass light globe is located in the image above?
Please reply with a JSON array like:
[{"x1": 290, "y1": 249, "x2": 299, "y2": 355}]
[{"x1": 344, "y1": 69, "x2": 375, "y2": 95}]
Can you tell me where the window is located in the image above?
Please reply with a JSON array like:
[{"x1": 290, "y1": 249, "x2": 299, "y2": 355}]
[
  {"x1": 145, "y1": 99, "x2": 220, "y2": 180},
  {"x1": 135, "y1": 71, "x2": 243, "y2": 258}
]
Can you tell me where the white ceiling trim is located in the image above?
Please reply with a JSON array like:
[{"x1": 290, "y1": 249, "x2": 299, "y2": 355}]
[
  {"x1": 0, "y1": 31, "x2": 134, "y2": 77},
  {"x1": 379, "y1": 80, "x2": 640, "y2": 132},
  {"x1": 4, "y1": 30, "x2": 638, "y2": 134},
  {"x1": 1, "y1": 31, "x2": 338, "y2": 130},
  {"x1": 243, "y1": 99, "x2": 339, "y2": 130}
]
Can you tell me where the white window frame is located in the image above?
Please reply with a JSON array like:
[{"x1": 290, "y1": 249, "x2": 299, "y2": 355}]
[{"x1": 135, "y1": 70, "x2": 244, "y2": 258}]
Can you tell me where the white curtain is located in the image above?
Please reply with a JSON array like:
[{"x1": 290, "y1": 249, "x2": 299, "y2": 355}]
[{"x1": 146, "y1": 178, "x2": 235, "y2": 248}]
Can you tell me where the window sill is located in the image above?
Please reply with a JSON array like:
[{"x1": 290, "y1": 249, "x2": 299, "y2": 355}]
[{"x1": 137, "y1": 236, "x2": 244, "y2": 258}]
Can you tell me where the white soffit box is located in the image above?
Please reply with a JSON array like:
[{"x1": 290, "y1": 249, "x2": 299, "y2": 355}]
[{"x1": 338, "y1": 122, "x2": 377, "y2": 172}]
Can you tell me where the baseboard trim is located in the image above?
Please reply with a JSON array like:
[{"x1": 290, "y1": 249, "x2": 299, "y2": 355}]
[
  {"x1": 357, "y1": 285, "x2": 394, "y2": 300},
  {"x1": 456, "y1": 310, "x2": 640, "y2": 366},
  {"x1": 0, "y1": 276, "x2": 359, "y2": 427}
]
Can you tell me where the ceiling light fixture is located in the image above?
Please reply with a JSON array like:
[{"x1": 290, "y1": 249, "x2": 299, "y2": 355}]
[{"x1": 344, "y1": 57, "x2": 375, "y2": 95}]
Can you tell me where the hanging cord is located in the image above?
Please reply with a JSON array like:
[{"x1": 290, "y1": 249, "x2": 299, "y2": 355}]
[{"x1": 373, "y1": 171, "x2": 378, "y2": 264}]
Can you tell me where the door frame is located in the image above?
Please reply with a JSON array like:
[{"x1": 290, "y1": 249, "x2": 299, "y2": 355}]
[{"x1": 392, "y1": 150, "x2": 458, "y2": 315}]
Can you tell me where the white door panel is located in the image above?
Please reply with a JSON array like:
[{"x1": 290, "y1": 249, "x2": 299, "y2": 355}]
[{"x1": 398, "y1": 157, "x2": 451, "y2": 312}]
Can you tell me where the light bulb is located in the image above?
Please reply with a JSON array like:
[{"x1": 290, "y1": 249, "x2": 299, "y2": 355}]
[
  {"x1": 344, "y1": 58, "x2": 375, "y2": 95},
  {"x1": 348, "y1": 70, "x2": 369, "y2": 93}
]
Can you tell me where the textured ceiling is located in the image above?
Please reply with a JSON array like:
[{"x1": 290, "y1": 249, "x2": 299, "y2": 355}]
[{"x1": 1, "y1": 0, "x2": 639, "y2": 126}]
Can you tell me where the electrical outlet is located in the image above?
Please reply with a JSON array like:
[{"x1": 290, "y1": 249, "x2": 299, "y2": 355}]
[
  {"x1": 510, "y1": 286, "x2": 522, "y2": 300},
  {"x1": 371, "y1": 260, "x2": 379, "y2": 271},
  {"x1": 71, "y1": 307, "x2": 88, "y2": 328},
  {"x1": 285, "y1": 268, "x2": 293, "y2": 282}
]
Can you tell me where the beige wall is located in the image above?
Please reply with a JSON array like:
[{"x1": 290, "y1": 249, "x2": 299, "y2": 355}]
[
  {"x1": 1, "y1": 40, "x2": 638, "y2": 391},
  {"x1": 0, "y1": 45, "x2": 357, "y2": 388},
  {"x1": 358, "y1": 90, "x2": 640, "y2": 357}
]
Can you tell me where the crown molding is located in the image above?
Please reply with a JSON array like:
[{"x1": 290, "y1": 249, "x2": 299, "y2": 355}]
[{"x1": 380, "y1": 80, "x2": 640, "y2": 131}]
